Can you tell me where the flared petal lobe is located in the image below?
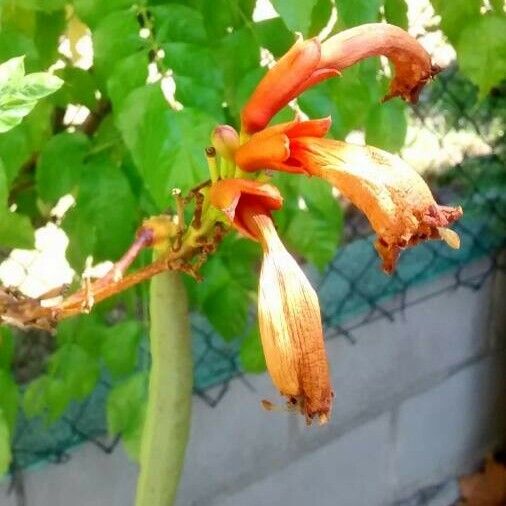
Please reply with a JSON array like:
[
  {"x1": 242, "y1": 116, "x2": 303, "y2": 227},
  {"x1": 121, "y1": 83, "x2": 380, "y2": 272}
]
[
  {"x1": 209, "y1": 179, "x2": 283, "y2": 240},
  {"x1": 289, "y1": 138, "x2": 463, "y2": 272},
  {"x1": 235, "y1": 118, "x2": 331, "y2": 173}
]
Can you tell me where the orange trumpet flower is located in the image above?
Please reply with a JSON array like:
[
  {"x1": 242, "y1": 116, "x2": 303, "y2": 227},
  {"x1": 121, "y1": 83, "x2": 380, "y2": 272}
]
[
  {"x1": 210, "y1": 179, "x2": 333, "y2": 424},
  {"x1": 241, "y1": 37, "x2": 338, "y2": 134},
  {"x1": 241, "y1": 24, "x2": 439, "y2": 134},
  {"x1": 234, "y1": 120, "x2": 463, "y2": 273}
]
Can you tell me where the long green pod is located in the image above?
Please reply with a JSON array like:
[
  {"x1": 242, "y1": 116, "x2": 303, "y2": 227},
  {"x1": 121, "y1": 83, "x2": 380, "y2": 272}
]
[{"x1": 135, "y1": 270, "x2": 192, "y2": 506}]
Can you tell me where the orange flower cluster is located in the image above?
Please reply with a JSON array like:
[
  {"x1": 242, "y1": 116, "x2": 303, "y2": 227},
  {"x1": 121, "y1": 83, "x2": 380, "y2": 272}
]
[{"x1": 209, "y1": 24, "x2": 462, "y2": 425}]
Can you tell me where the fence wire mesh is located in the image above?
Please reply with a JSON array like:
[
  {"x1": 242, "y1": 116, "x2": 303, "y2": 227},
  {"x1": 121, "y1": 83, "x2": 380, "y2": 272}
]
[{"x1": 3, "y1": 60, "x2": 506, "y2": 493}]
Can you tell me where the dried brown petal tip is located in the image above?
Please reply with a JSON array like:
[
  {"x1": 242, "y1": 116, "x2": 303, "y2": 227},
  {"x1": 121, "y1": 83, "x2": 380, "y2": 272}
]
[{"x1": 320, "y1": 23, "x2": 436, "y2": 104}]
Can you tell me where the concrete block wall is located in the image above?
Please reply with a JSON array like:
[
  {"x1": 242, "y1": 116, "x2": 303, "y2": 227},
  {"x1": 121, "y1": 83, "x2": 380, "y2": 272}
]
[{"x1": 1, "y1": 258, "x2": 505, "y2": 506}]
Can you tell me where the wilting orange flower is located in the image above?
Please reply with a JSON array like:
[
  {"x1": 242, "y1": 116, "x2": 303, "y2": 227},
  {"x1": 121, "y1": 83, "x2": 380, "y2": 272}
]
[
  {"x1": 210, "y1": 179, "x2": 333, "y2": 423},
  {"x1": 235, "y1": 120, "x2": 463, "y2": 273},
  {"x1": 241, "y1": 23, "x2": 439, "y2": 134}
]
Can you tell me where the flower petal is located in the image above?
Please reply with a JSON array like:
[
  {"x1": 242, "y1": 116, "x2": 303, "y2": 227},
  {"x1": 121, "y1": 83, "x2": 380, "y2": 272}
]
[
  {"x1": 244, "y1": 212, "x2": 333, "y2": 423},
  {"x1": 289, "y1": 137, "x2": 462, "y2": 272},
  {"x1": 209, "y1": 179, "x2": 283, "y2": 240},
  {"x1": 235, "y1": 133, "x2": 291, "y2": 172},
  {"x1": 241, "y1": 37, "x2": 322, "y2": 133},
  {"x1": 235, "y1": 118, "x2": 330, "y2": 173}
]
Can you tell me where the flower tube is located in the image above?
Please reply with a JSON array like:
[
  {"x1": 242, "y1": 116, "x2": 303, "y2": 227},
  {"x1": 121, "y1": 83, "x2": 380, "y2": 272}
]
[{"x1": 210, "y1": 179, "x2": 333, "y2": 423}]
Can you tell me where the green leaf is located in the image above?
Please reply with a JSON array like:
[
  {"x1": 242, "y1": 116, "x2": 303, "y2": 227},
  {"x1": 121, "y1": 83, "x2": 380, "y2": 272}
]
[
  {"x1": 430, "y1": 0, "x2": 480, "y2": 46},
  {"x1": 10, "y1": 71, "x2": 62, "y2": 101},
  {"x1": 101, "y1": 321, "x2": 142, "y2": 378},
  {"x1": 0, "y1": 211, "x2": 35, "y2": 249},
  {"x1": 107, "y1": 52, "x2": 148, "y2": 111},
  {"x1": 384, "y1": 0, "x2": 408, "y2": 29},
  {"x1": 36, "y1": 132, "x2": 90, "y2": 203},
  {"x1": 198, "y1": 235, "x2": 259, "y2": 339},
  {"x1": 151, "y1": 4, "x2": 207, "y2": 44},
  {"x1": 107, "y1": 372, "x2": 147, "y2": 460},
  {"x1": 335, "y1": 0, "x2": 383, "y2": 27},
  {"x1": 0, "y1": 126, "x2": 31, "y2": 184},
  {"x1": 0, "y1": 56, "x2": 25, "y2": 87},
  {"x1": 298, "y1": 82, "x2": 347, "y2": 139},
  {"x1": 23, "y1": 374, "x2": 71, "y2": 423},
  {"x1": 217, "y1": 28, "x2": 260, "y2": 119},
  {"x1": 0, "y1": 29, "x2": 38, "y2": 71},
  {"x1": 23, "y1": 376, "x2": 50, "y2": 418},
  {"x1": 215, "y1": 235, "x2": 260, "y2": 290},
  {"x1": 121, "y1": 410, "x2": 146, "y2": 461},
  {"x1": 197, "y1": 0, "x2": 256, "y2": 40},
  {"x1": 202, "y1": 278, "x2": 251, "y2": 340},
  {"x1": 271, "y1": 0, "x2": 319, "y2": 35},
  {"x1": 162, "y1": 42, "x2": 223, "y2": 90},
  {"x1": 62, "y1": 160, "x2": 139, "y2": 267},
  {"x1": 0, "y1": 56, "x2": 62, "y2": 133},
  {"x1": 0, "y1": 141, "x2": 32, "y2": 198},
  {"x1": 173, "y1": 77, "x2": 225, "y2": 121},
  {"x1": 161, "y1": 40, "x2": 224, "y2": 120},
  {"x1": 253, "y1": 17, "x2": 295, "y2": 58},
  {"x1": 33, "y1": 10, "x2": 66, "y2": 67},
  {"x1": 491, "y1": 0, "x2": 505, "y2": 13},
  {"x1": 117, "y1": 85, "x2": 216, "y2": 208},
  {"x1": 33, "y1": 0, "x2": 67, "y2": 12},
  {"x1": 53, "y1": 67, "x2": 98, "y2": 110},
  {"x1": 365, "y1": 99, "x2": 407, "y2": 152},
  {"x1": 19, "y1": 99, "x2": 53, "y2": 152},
  {"x1": 56, "y1": 314, "x2": 107, "y2": 358},
  {"x1": 44, "y1": 377, "x2": 71, "y2": 423},
  {"x1": 0, "y1": 369, "x2": 18, "y2": 434},
  {"x1": 61, "y1": 206, "x2": 97, "y2": 271},
  {"x1": 48, "y1": 343, "x2": 99, "y2": 401},
  {"x1": 73, "y1": 0, "x2": 135, "y2": 28},
  {"x1": 0, "y1": 327, "x2": 14, "y2": 370},
  {"x1": 308, "y1": 0, "x2": 334, "y2": 37},
  {"x1": 0, "y1": 411, "x2": 11, "y2": 476},
  {"x1": 92, "y1": 10, "x2": 146, "y2": 85},
  {"x1": 299, "y1": 60, "x2": 381, "y2": 139},
  {"x1": 0, "y1": 159, "x2": 7, "y2": 208},
  {"x1": 279, "y1": 177, "x2": 343, "y2": 269},
  {"x1": 240, "y1": 328, "x2": 266, "y2": 373},
  {"x1": 456, "y1": 15, "x2": 506, "y2": 98}
]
